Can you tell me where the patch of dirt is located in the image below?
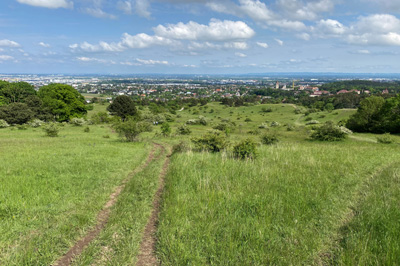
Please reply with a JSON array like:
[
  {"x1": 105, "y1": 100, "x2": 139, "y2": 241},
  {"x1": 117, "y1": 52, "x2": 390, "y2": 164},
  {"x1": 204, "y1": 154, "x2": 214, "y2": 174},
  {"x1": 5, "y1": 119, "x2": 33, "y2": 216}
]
[
  {"x1": 136, "y1": 152, "x2": 171, "y2": 266},
  {"x1": 53, "y1": 144, "x2": 159, "y2": 266}
]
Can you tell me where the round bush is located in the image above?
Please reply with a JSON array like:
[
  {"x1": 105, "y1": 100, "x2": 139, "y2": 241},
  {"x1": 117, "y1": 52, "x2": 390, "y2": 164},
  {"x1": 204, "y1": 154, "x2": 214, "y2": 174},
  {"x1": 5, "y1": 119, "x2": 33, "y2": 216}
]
[{"x1": 233, "y1": 138, "x2": 257, "y2": 160}]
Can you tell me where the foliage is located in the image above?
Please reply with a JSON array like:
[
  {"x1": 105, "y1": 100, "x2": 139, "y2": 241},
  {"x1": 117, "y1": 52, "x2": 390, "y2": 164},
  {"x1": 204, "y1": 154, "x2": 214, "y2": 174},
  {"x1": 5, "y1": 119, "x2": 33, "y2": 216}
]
[
  {"x1": 0, "y1": 102, "x2": 33, "y2": 124},
  {"x1": 28, "y1": 119, "x2": 44, "y2": 128},
  {"x1": 191, "y1": 131, "x2": 228, "y2": 152},
  {"x1": 172, "y1": 141, "x2": 190, "y2": 154},
  {"x1": 176, "y1": 124, "x2": 191, "y2": 135},
  {"x1": 161, "y1": 123, "x2": 171, "y2": 137},
  {"x1": 107, "y1": 95, "x2": 138, "y2": 121},
  {"x1": 84, "y1": 126, "x2": 90, "y2": 133},
  {"x1": 113, "y1": 120, "x2": 152, "y2": 142},
  {"x1": 38, "y1": 83, "x2": 87, "y2": 122},
  {"x1": 0, "y1": 81, "x2": 36, "y2": 104},
  {"x1": 70, "y1": 117, "x2": 86, "y2": 126},
  {"x1": 261, "y1": 133, "x2": 279, "y2": 145},
  {"x1": 233, "y1": 138, "x2": 257, "y2": 160},
  {"x1": 0, "y1": 119, "x2": 9, "y2": 128},
  {"x1": 310, "y1": 121, "x2": 347, "y2": 141},
  {"x1": 261, "y1": 107, "x2": 273, "y2": 113},
  {"x1": 376, "y1": 133, "x2": 394, "y2": 144},
  {"x1": 346, "y1": 96, "x2": 385, "y2": 133},
  {"x1": 42, "y1": 122, "x2": 59, "y2": 137},
  {"x1": 270, "y1": 121, "x2": 280, "y2": 127}
]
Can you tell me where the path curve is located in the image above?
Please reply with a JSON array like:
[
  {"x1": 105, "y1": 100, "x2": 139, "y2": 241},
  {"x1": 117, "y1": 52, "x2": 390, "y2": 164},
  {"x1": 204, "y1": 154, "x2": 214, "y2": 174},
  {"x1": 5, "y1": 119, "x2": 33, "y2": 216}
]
[{"x1": 53, "y1": 143, "x2": 160, "y2": 266}]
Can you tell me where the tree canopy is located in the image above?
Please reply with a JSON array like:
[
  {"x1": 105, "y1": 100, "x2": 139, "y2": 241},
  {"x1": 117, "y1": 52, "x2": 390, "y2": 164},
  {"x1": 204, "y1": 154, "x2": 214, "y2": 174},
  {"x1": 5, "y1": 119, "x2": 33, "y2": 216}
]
[
  {"x1": 0, "y1": 81, "x2": 36, "y2": 104},
  {"x1": 107, "y1": 95, "x2": 138, "y2": 121},
  {"x1": 38, "y1": 83, "x2": 87, "y2": 122}
]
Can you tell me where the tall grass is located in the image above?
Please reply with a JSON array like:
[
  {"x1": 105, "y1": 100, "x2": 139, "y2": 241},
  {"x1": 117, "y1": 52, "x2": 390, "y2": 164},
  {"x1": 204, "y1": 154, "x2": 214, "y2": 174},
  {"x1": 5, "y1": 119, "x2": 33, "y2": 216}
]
[
  {"x1": 0, "y1": 125, "x2": 149, "y2": 265},
  {"x1": 157, "y1": 141, "x2": 400, "y2": 265}
]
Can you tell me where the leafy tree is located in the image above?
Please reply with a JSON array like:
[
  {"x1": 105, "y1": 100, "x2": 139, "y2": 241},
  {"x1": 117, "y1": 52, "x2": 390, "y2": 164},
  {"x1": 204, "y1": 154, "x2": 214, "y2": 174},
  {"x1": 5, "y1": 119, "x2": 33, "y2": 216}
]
[
  {"x1": 346, "y1": 96, "x2": 385, "y2": 133},
  {"x1": 0, "y1": 102, "x2": 33, "y2": 124},
  {"x1": 113, "y1": 120, "x2": 152, "y2": 142},
  {"x1": 161, "y1": 123, "x2": 171, "y2": 136},
  {"x1": 38, "y1": 84, "x2": 87, "y2": 122},
  {"x1": 107, "y1": 95, "x2": 137, "y2": 121},
  {"x1": 0, "y1": 82, "x2": 36, "y2": 104}
]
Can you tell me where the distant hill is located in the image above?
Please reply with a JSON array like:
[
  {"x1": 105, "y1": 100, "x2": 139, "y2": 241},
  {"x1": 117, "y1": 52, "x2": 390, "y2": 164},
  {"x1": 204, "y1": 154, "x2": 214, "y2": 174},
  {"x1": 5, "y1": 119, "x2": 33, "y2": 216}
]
[{"x1": 320, "y1": 80, "x2": 400, "y2": 93}]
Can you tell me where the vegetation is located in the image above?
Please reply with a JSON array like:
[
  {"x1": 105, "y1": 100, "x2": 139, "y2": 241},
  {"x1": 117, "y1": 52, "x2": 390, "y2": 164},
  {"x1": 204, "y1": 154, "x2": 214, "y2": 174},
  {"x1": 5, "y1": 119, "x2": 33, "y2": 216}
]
[
  {"x1": 310, "y1": 121, "x2": 348, "y2": 141},
  {"x1": 107, "y1": 95, "x2": 138, "y2": 121},
  {"x1": 233, "y1": 138, "x2": 257, "y2": 160},
  {"x1": 113, "y1": 120, "x2": 152, "y2": 142},
  {"x1": 191, "y1": 131, "x2": 228, "y2": 152}
]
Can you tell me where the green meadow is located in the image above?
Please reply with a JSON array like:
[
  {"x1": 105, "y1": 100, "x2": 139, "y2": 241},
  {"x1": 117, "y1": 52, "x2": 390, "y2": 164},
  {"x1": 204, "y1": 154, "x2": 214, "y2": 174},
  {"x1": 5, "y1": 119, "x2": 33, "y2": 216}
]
[{"x1": 1, "y1": 102, "x2": 400, "y2": 265}]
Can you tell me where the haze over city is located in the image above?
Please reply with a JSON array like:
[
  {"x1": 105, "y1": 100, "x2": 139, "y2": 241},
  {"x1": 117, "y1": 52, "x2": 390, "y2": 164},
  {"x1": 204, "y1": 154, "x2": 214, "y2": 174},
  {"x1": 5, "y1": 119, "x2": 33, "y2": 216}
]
[{"x1": 1, "y1": 0, "x2": 400, "y2": 74}]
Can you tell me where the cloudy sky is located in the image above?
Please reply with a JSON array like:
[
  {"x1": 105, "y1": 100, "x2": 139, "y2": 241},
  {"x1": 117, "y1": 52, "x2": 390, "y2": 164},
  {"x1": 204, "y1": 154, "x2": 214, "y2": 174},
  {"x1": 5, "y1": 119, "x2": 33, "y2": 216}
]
[{"x1": 1, "y1": 0, "x2": 400, "y2": 74}]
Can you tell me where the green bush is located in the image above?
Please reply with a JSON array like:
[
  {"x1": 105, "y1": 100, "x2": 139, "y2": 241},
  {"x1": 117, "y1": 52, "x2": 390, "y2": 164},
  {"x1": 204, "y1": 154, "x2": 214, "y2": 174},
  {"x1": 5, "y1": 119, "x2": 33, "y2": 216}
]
[
  {"x1": 270, "y1": 121, "x2": 280, "y2": 127},
  {"x1": 84, "y1": 126, "x2": 90, "y2": 133},
  {"x1": 172, "y1": 141, "x2": 190, "y2": 154},
  {"x1": 28, "y1": 119, "x2": 44, "y2": 128},
  {"x1": 261, "y1": 133, "x2": 279, "y2": 145},
  {"x1": 17, "y1": 124, "x2": 28, "y2": 130},
  {"x1": 70, "y1": 117, "x2": 86, "y2": 126},
  {"x1": 177, "y1": 124, "x2": 191, "y2": 135},
  {"x1": 91, "y1": 112, "x2": 110, "y2": 124},
  {"x1": 161, "y1": 123, "x2": 171, "y2": 137},
  {"x1": 42, "y1": 123, "x2": 59, "y2": 137},
  {"x1": 377, "y1": 133, "x2": 395, "y2": 144},
  {"x1": 245, "y1": 118, "x2": 252, "y2": 122},
  {"x1": 310, "y1": 121, "x2": 347, "y2": 141},
  {"x1": 191, "y1": 131, "x2": 228, "y2": 152},
  {"x1": 113, "y1": 120, "x2": 152, "y2": 142},
  {"x1": 233, "y1": 138, "x2": 257, "y2": 160},
  {"x1": 0, "y1": 119, "x2": 9, "y2": 128}
]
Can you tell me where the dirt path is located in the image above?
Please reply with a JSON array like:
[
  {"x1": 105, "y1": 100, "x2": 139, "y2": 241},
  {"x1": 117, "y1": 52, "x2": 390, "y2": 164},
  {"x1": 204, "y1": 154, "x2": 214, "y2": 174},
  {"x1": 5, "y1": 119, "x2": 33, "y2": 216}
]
[
  {"x1": 136, "y1": 150, "x2": 171, "y2": 266},
  {"x1": 53, "y1": 143, "x2": 160, "y2": 266}
]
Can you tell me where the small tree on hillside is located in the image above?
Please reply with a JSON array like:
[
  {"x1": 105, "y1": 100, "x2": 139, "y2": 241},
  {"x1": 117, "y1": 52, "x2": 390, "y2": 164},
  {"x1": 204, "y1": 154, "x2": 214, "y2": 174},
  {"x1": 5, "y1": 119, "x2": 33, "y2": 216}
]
[{"x1": 107, "y1": 95, "x2": 137, "y2": 121}]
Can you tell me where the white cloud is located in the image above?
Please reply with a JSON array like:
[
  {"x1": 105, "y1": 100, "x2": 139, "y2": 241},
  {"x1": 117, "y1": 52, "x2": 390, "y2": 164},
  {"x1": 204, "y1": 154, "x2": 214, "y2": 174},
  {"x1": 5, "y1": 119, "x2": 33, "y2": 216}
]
[
  {"x1": 82, "y1": 7, "x2": 117, "y2": 19},
  {"x1": 0, "y1": 39, "x2": 21, "y2": 47},
  {"x1": 0, "y1": 55, "x2": 14, "y2": 61},
  {"x1": 136, "y1": 58, "x2": 169, "y2": 65},
  {"x1": 39, "y1": 42, "x2": 50, "y2": 48},
  {"x1": 296, "y1": 33, "x2": 310, "y2": 40},
  {"x1": 278, "y1": 0, "x2": 334, "y2": 21},
  {"x1": 256, "y1": 42, "x2": 269, "y2": 48},
  {"x1": 224, "y1": 41, "x2": 248, "y2": 50},
  {"x1": 235, "y1": 52, "x2": 247, "y2": 57},
  {"x1": 315, "y1": 19, "x2": 347, "y2": 36},
  {"x1": 70, "y1": 41, "x2": 124, "y2": 52},
  {"x1": 275, "y1": 38, "x2": 284, "y2": 45},
  {"x1": 16, "y1": 0, "x2": 73, "y2": 9},
  {"x1": 135, "y1": 0, "x2": 151, "y2": 18},
  {"x1": 117, "y1": 1, "x2": 132, "y2": 14},
  {"x1": 356, "y1": 49, "x2": 371, "y2": 54},
  {"x1": 120, "y1": 33, "x2": 177, "y2": 48},
  {"x1": 353, "y1": 14, "x2": 400, "y2": 34},
  {"x1": 154, "y1": 19, "x2": 255, "y2": 41},
  {"x1": 76, "y1": 57, "x2": 116, "y2": 64}
]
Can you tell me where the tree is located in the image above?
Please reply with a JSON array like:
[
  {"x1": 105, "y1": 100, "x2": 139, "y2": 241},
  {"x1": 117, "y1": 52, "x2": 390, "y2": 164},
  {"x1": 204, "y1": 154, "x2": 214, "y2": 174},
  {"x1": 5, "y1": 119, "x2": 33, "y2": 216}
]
[
  {"x1": 161, "y1": 123, "x2": 171, "y2": 136},
  {"x1": 0, "y1": 103, "x2": 33, "y2": 124},
  {"x1": 0, "y1": 82, "x2": 36, "y2": 104},
  {"x1": 38, "y1": 84, "x2": 87, "y2": 122},
  {"x1": 107, "y1": 95, "x2": 137, "y2": 121},
  {"x1": 346, "y1": 96, "x2": 385, "y2": 133}
]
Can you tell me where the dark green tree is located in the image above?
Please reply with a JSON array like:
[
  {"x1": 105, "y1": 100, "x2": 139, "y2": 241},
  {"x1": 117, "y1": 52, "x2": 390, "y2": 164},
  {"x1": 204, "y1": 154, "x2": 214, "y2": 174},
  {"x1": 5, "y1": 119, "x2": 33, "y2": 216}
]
[
  {"x1": 0, "y1": 82, "x2": 36, "y2": 104},
  {"x1": 0, "y1": 103, "x2": 33, "y2": 124},
  {"x1": 346, "y1": 96, "x2": 385, "y2": 133},
  {"x1": 38, "y1": 84, "x2": 87, "y2": 122},
  {"x1": 107, "y1": 95, "x2": 137, "y2": 121}
]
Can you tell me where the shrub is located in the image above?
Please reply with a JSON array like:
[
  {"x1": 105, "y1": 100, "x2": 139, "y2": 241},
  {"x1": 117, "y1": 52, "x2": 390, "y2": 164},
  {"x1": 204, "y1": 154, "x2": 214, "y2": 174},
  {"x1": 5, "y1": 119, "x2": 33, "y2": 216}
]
[
  {"x1": 84, "y1": 126, "x2": 90, "y2": 133},
  {"x1": 233, "y1": 138, "x2": 257, "y2": 160},
  {"x1": 261, "y1": 107, "x2": 273, "y2": 113},
  {"x1": 213, "y1": 123, "x2": 230, "y2": 131},
  {"x1": 176, "y1": 124, "x2": 191, "y2": 135},
  {"x1": 113, "y1": 120, "x2": 152, "y2": 142},
  {"x1": 17, "y1": 124, "x2": 28, "y2": 130},
  {"x1": 191, "y1": 131, "x2": 228, "y2": 152},
  {"x1": 0, "y1": 103, "x2": 33, "y2": 124},
  {"x1": 270, "y1": 121, "x2": 280, "y2": 127},
  {"x1": 28, "y1": 119, "x2": 44, "y2": 128},
  {"x1": 286, "y1": 124, "x2": 295, "y2": 131},
  {"x1": 161, "y1": 123, "x2": 171, "y2": 137},
  {"x1": 245, "y1": 118, "x2": 252, "y2": 122},
  {"x1": 261, "y1": 133, "x2": 279, "y2": 145},
  {"x1": 310, "y1": 121, "x2": 347, "y2": 141},
  {"x1": 304, "y1": 116, "x2": 313, "y2": 122},
  {"x1": 91, "y1": 112, "x2": 110, "y2": 124},
  {"x1": 377, "y1": 133, "x2": 394, "y2": 144},
  {"x1": 248, "y1": 129, "x2": 261, "y2": 135},
  {"x1": 198, "y1": 116, "x2": 208, "y2": 125},
  {"x1": 70, "y1": 117, "x2": 86, "y2": 126},
  {"x1": 258, "y1": 123, "x2": 268, "y2": 129},
  {"x1": 43, "y1": 123, "x2": 59, "y2": 137},
  {"x1": 0, "y1": 119, "x2": 9, "y2": 128},
  {"x1": 185, "y1": 119, "x2": 198, "y2": 125},
  {"x1": 172, "y1": 141, "x2": 190, "y2": 154},
  {"x1": 103, "y1": 134, "x2": 110, "y2": 138}
]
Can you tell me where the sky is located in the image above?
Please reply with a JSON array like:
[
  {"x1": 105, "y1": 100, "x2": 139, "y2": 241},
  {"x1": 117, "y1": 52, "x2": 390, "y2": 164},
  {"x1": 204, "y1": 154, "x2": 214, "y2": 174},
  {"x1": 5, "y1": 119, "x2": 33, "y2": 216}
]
[{"x1": 1, "y1": 0, "x2": 400, "y2": 74}]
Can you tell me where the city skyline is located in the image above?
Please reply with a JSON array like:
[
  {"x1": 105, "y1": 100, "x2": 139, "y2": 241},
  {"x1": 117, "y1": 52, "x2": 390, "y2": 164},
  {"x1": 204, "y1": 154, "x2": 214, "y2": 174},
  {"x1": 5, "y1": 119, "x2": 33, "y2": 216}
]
[{"x1": 1, "y1": 0, "x2": 400, "y2": 74}]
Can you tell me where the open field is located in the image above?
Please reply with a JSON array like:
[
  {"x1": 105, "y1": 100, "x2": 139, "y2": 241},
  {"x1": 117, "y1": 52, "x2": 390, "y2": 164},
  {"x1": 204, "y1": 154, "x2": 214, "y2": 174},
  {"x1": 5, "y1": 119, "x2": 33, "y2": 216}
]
[{"x1": 1, "y1": 102, "x2": 400, "y2": 265}]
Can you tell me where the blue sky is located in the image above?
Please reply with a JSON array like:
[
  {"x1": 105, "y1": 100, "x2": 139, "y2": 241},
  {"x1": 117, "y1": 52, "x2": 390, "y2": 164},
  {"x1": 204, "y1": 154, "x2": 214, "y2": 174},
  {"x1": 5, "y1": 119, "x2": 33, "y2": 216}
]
[{"x1": 1, "y1": 0, "x2": 400, "y2": 74}]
